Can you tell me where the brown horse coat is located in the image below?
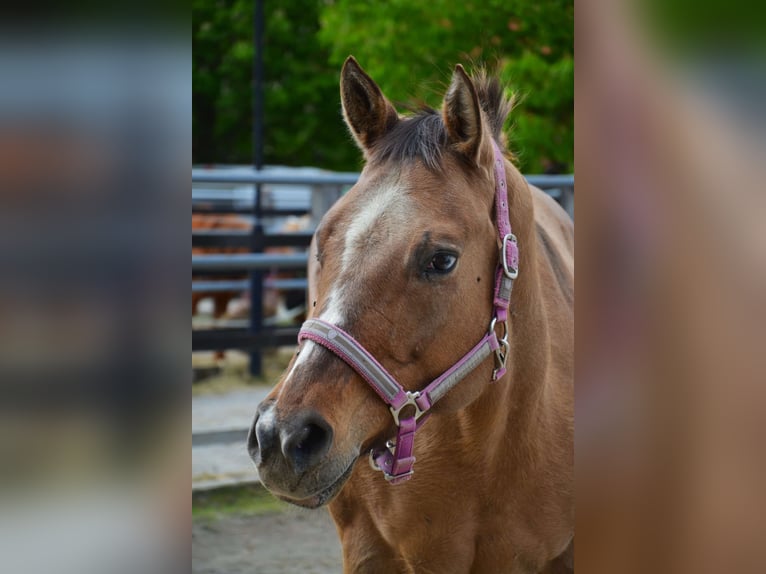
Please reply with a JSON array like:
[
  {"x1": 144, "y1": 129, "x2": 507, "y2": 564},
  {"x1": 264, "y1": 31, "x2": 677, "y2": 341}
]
[{"x1": 249, "y1": 58, "x2": 573, "y2": 573}]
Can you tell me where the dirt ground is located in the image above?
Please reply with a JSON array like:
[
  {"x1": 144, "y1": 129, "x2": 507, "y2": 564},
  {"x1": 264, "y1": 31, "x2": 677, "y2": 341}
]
[
  {"x1": 192, "y1": 507, "x2": 343, "y2": 574},
  {"x1": 192, "y1": 352, "x2": 343, "y2": 573}
]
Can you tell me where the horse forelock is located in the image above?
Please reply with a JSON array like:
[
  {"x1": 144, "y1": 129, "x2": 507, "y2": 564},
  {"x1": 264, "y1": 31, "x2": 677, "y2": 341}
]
[
  {"x1": 372, "y1": 110, "x2": 447, "y2": 171},
  {"x1": 369, "y1": 70, "x2": 515, "y2": 170}
]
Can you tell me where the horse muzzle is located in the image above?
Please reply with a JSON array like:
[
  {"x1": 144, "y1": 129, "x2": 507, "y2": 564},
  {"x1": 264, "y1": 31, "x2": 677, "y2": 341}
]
[{"x1": 247, "y1": 401, "x2": 356, "y2": 507}]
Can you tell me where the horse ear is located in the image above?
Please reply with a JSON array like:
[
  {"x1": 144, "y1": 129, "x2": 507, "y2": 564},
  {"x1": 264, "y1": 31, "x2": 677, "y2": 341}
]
[
  {"x1": 442, "y1": 65, "x2": 484, "y2": 162},
  {"x1": 340, "y1": 56, "x2": 398, "y2": 154}
]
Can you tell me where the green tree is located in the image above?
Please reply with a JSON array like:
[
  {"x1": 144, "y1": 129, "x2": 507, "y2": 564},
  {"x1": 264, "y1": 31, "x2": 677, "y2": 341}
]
[
  {"x1": 193, "y1": 0, "x2": 357, "y2": 169},
  {"x1": 193, "y1": 0, "x2": 252, "y2": 164},
  {"x1": 319, "y1": 0, "x2": 573, "y2": 173},
  {"x1": 193, "y1": 0, "x2": 573, "y2": 173}
]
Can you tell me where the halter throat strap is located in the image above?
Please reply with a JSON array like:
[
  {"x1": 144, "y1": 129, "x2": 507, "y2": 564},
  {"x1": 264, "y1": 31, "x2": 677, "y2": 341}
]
[{"x1": 296, "y1": 140, "x2": 518, "y2": 484}]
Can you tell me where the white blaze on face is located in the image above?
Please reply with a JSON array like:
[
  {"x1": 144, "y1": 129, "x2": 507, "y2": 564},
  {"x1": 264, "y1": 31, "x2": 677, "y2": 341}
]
[
  {"x1": 277, "y1": 339, "x2": 317, "y2": 399},
  {"x1": 279, "y1": 176, "x2": 409, "y2": 396},
  {"x1": 321, "y1": 177, "x2": 410, "y2": 326}
]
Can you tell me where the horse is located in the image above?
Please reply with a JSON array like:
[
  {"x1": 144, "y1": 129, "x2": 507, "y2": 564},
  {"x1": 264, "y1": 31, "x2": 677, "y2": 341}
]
[{"x1": 248, "y1": 57, "x2": 574, "y2": 573}]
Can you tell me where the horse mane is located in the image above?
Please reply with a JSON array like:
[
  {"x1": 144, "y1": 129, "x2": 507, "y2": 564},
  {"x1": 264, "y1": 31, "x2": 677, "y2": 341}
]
[{"x1": 370, "y1": 68, "x2": 515, "y2": 170}]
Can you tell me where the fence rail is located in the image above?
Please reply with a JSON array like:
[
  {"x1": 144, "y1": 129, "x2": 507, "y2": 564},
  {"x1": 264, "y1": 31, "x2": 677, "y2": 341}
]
[
  {"x1": 191, "y1": 169, "x2": 359, "y2": 186},
  {"x1": 192, "y1": 252, "x2": 309, "y2": 272},
  {"x1": 192, "y1": 169, "x2": 573, "y2": 190},
  {"x1": 192, "y1": 230, "x2": 315, "y2": 249}
]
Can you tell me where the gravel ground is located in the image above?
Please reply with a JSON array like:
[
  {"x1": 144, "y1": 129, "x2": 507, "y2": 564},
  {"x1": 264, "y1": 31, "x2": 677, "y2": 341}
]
[{"x1": 192, "y1": 508, "x2": 343, "y2": 574}]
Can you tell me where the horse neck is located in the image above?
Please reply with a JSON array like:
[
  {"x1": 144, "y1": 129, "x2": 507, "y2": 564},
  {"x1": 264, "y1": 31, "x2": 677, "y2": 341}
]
[{"x1": 506, "y1": 169, "x2": 551, "y2": 378}]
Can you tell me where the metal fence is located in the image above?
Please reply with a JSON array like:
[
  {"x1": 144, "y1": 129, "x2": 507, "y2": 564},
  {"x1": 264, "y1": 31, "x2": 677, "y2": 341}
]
[{"x1": 192, "y1": 168, "x2": 573, "y2": 375}]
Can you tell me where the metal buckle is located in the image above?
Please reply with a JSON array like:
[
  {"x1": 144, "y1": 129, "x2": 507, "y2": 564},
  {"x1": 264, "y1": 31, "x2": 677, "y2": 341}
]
[
  {"x1": 501, "y1": 233, "x2": 519, "y2": 279},
  {"x1": 389, "y1": 391, "x2": 423, "y2": 426}
]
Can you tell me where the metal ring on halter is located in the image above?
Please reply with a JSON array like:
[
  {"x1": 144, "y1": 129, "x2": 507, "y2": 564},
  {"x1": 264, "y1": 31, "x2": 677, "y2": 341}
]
[
  {"x1": 488, "y1": 315, "x2": 509, "y2": 340},
  {"x1": 368, "y1": 451, "x2": 378, "y2": 471},
  {"x1": 389, "y1": 391, "x2": 424, "y2": 426},
  {"x1": 367, "y1": 439, "x2": 400, "y2": 472},
  {"x1": 368, "y1": 450, "x2": 382, "y2": 471}
]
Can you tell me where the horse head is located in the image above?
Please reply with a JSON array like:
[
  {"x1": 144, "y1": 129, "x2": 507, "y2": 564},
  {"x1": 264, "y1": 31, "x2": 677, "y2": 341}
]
[{"x1": 249, "y1": 57, "x2": 528, "y2": 508}]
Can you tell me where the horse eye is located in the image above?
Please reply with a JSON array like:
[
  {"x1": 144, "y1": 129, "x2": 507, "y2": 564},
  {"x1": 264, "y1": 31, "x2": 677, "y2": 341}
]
[{"x1": 427, "y1": 252, "x2": 458, "y2": 274}]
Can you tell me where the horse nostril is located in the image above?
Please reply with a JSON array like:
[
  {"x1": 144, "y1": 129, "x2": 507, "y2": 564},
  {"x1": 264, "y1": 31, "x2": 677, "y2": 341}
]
[
  {"x1": 283, "y1": 415, "x2": 333, "y2": 472},
  {"x1": 295, "y1": 424, "x2": 326, "y2": 454}
]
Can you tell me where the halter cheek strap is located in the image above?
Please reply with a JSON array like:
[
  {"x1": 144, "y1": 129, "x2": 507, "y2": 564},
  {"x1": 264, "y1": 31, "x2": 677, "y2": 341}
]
[
  {"x1": 493, "y1": 140, "x2": 519, "y2": 325},
  {"x1": 297, "y1": 140, "x2": 518, "y2": 484}
]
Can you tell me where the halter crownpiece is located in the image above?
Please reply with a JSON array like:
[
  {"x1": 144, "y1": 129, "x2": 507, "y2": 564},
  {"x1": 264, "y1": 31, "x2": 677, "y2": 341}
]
[{"x1": 297, "y1": 140, "x2": 518, "y2": 484}]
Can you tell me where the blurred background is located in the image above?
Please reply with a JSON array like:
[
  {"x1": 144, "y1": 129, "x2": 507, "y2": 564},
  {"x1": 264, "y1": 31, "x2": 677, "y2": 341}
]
[
  {"x1": 577, "y1": 0, "x2": 766, "y2": 572},
  {"x1": 0, "y1": 2, "x2": 190, "y2": 573}
]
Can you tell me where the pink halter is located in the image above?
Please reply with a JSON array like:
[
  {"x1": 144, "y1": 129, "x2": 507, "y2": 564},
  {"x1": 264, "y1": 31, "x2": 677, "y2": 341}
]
[{"x1": 298, "y1": 141, "x2": 518, "y2": 484}]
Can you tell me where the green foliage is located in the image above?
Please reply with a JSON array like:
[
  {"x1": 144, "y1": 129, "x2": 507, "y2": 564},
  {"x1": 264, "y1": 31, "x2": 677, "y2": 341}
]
[
  {"x1": 193, "y1": 0, "x2": 356, "y2": 169},
  {"x1": 319, "y1": 0, "x2": 573, "y2": 172},
  {"x1": 193, "y1": 0, "x2": 573, "y2": 173},
  {"x1": 193, "y1": 0, "x2": 253, "y2": 165}
]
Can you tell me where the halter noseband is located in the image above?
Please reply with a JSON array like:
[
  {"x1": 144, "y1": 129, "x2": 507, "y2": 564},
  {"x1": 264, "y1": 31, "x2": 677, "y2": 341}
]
[{"x1": 297, "y1": 141, "x2": 519, "y2": 484}]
